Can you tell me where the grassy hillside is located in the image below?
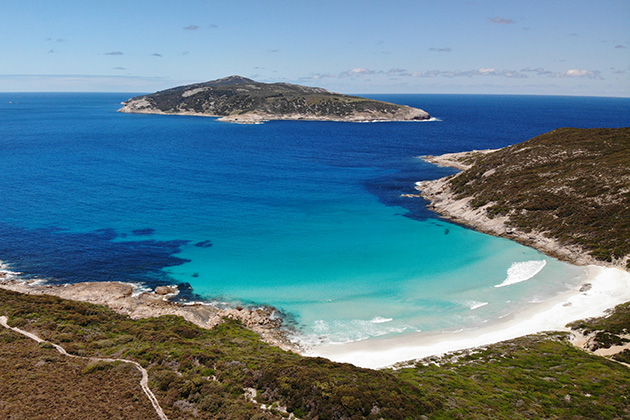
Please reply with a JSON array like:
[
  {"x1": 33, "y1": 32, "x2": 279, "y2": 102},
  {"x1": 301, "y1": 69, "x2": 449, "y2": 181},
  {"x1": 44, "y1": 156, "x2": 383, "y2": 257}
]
[
  {"x1": 447, "y1": 127, "x2": 630, "y2": 267},
  {"x1": 0, "y1": 328, "x2": 157, "y2": 420},
  {"x1": 0, "y1": 288, "x2": 439, "y2": 420},
  {"x1": 395, "y1": 331, "x2": 630, "y2": 419},
  {"x1": 2, "y1": 288, "x2": 630, "y2": 419}
]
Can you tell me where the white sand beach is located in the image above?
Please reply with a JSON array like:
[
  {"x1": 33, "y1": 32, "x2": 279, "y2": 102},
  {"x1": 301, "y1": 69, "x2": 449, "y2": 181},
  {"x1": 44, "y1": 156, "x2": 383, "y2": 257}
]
[{"x1": 306, "y1": 265, "x2": 630, "y2": 368}]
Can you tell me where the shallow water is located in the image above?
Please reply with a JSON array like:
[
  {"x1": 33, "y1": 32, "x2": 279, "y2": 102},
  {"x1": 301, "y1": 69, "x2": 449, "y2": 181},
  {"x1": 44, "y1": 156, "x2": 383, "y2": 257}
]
[{"x1": 1, "y1": 92, "x2": 628, "y2": 346}]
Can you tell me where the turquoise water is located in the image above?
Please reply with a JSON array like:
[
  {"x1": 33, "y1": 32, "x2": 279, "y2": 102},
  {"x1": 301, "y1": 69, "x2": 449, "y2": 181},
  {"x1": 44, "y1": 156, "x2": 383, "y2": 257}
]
[
  {"x1": 171, "y1": 209, "x2": 585, "y2": 344},
  {"x1": 0, "y1": 93, "x2": 627, "y2": 345}
]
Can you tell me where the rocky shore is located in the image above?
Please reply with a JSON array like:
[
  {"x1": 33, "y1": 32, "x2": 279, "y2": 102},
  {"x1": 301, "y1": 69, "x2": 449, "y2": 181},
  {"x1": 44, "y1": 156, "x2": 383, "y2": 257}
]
[
  {"x1": 0, "y1": 269, "x2": 298, "y2": 352},
  {"x1": 415, "y1": 150, "x2": 621, "y2": 269}
]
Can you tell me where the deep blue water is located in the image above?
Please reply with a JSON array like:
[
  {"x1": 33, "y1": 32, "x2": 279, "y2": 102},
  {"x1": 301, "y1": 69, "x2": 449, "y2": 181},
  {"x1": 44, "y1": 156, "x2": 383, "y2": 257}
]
[{"x1": 1, "y1": 92, "x2": 628, "y2": 344}]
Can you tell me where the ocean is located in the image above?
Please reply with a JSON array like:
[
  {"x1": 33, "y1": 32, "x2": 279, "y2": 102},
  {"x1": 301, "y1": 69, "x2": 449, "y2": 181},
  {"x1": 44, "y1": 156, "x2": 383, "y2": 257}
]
[{"x1": 1, "y1": 92, "x2": 628, "y2": 348}]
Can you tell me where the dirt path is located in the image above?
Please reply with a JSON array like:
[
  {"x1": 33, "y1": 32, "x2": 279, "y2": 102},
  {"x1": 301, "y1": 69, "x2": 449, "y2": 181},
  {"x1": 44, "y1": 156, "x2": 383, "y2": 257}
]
[{"x1": 0, "y1": 315, "x2": 168, "y2": 420}]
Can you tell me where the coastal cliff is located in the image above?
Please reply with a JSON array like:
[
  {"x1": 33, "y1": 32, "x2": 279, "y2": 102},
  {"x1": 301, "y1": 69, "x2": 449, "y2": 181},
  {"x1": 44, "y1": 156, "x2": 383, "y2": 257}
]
[
  {"x1": 118, "y1": 75, "x2": 431, "y2": 123},
  {"x1": 416, "y1": 127, "x2": 630, "y2": 270}
]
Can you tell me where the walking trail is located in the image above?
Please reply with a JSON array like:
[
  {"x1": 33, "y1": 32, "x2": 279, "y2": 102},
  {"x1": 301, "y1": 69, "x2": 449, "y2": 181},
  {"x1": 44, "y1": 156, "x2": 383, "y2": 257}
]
[{"x1": 0, "y1": 315, "x2": 168, "y2": 420}]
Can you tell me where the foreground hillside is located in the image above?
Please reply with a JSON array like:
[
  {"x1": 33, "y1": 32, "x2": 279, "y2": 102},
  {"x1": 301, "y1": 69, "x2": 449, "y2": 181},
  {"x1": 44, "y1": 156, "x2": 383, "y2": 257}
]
[
  {"x1": 420, "y1": 127, "x2": 630, "y2": 269},
  {"x1": 118, "y1": 75, "x2": 430, "y2": 123},
  {"x1": 1, "y1": 288, "x2": 629, "y2": 419}
]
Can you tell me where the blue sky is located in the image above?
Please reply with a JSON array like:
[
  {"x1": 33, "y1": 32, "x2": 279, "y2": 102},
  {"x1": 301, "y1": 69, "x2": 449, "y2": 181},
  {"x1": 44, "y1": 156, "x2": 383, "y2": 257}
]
[{"x1": 1, "y1": 0, "x2": 628, "y2": 96}]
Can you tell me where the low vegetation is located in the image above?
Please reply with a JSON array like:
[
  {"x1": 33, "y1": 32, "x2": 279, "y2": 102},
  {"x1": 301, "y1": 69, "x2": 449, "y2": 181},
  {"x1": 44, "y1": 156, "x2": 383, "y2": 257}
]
[
  {"x1": 0, "y1": 327, "x2": 156, "y2": 420},
  {"x1": 0, "y1": 288, "x2": 439, "y2": 419},
  {"x1": 394, "y1": 332, "x2": 630, "y2": 419},
  {"x1": 2, "y1": 287, "x2": 630, "y2": 419},
  {"x1": 569, "y1": 301, "x2": 630, "y2": 363},
  {"x1": 447, "y1": 127, "x2": 630, "y2": 268}
]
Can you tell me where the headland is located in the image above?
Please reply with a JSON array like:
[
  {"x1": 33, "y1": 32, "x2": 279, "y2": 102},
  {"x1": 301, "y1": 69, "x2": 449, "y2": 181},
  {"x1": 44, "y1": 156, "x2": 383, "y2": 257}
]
[{"x1": 0, "y1": 265, "x2": 296, "y2": 352}]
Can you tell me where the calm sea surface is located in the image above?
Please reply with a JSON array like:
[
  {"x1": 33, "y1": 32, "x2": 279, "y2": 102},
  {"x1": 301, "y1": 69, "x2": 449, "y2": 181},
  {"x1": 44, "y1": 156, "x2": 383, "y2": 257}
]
[{"x1": 1, "y1": 93, "x2": 628, "y2": 345}]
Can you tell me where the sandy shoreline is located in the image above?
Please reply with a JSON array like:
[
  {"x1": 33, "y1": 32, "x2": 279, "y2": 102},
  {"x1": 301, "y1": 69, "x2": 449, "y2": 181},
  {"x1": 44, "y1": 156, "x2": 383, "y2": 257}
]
[{"x1": 307, "y1": 265, "x2": 630, "y2": 368}]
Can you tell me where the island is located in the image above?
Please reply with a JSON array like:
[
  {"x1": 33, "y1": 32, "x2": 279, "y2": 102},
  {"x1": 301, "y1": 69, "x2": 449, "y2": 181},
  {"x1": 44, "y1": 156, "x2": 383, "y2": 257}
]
[{"x1": 118, "y1": 75, "x2": 431, "y2": 123}]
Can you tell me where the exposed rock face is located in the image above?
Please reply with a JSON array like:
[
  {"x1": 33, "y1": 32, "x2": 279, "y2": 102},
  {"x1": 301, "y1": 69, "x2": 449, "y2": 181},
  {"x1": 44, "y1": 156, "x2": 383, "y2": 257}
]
[
  {"x1": 154, "y1": 285, "x2": 176, "y2": 295},
  {"x1": 119, "y1": 75, "x2": 431, "y2": 123}
]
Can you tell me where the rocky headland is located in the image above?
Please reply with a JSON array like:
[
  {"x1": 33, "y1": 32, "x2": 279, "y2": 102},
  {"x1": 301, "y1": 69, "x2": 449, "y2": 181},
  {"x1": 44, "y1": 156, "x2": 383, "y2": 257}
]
[
  {"x1": 118, "y1": 75, "x2": 431, "y2": 123},
  {"x1": 0, "y1": 271, "x2": 296, "y2": 352},
  {"x1": 414, "y1": 127, "x2": 630, "y2": 270}
]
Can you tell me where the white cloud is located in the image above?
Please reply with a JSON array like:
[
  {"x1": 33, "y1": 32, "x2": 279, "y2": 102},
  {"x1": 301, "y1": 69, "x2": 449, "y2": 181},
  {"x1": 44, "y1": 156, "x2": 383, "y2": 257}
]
[
  {"x1": 521, "y1": 67, "x2": 553, "y2": 76},
  {"x1": 556, "y1": 69, "x2": 603, "y2": 79},
  {"x1": 339, "y1": 67, "x2": 375, "y2": 78},
  {"x1": 299, "y1": 73, "x2": 336, "y2": 81},
  {"x1": 301, "y1": 66, "x2": 607, "y2": 84}
]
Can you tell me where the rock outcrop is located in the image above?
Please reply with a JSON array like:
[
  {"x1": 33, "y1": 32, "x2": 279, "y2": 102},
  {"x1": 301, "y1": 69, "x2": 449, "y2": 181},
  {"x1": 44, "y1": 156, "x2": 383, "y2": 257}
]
[{"x1": 0, "y1": 277, "x2": 296, "y2": 351}]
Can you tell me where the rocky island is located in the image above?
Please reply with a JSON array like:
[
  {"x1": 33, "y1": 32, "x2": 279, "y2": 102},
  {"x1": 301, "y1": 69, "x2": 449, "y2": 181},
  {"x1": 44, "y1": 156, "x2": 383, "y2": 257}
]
[{"x1": 118, "y1": 75, "x2": 431, "y2": 123}]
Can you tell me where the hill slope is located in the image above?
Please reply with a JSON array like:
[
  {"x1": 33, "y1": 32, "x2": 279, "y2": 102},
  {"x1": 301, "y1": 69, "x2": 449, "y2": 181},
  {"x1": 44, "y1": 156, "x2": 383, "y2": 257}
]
[
  {"x1": 419, "y1": 127, "x2": 630, "y2": 269},
  {"x1": 118, "y1": 75, "x2": 431, "y2": 123},
  {"x1": 2, "y1": 287, "x2": 630, "y2": 419}
]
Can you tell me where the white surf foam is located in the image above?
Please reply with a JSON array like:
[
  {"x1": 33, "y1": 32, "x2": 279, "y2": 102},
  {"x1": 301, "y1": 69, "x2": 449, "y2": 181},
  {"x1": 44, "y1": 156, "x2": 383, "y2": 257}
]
[
  {"x1": 468, "y1": 301, "x2": 489, "y2": 310},
  {"x1": 370, "y1": 316, "x2": 393, "y2": 323},
  {"x1": 495, "y1": 260, "x2": 547, "y2": 288},
  {"x1": 303, "y1": 318, "x2": 408, "y2": 346},
  {"x1": 129, "y1": 282, "x2": 152, "y2": 297}
]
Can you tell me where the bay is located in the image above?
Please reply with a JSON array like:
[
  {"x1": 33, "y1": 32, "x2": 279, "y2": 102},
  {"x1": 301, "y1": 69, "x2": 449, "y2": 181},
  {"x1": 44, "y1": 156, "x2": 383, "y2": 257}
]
[{"x1": 1, "y1": 92, "x2": 628, "y2": 346}]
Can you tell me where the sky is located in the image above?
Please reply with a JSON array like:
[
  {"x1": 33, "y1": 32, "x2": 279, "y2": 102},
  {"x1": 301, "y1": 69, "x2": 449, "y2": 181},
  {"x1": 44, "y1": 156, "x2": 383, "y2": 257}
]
[{"x1": 1, "y1": 0, "x2": 629, "y2": 96}]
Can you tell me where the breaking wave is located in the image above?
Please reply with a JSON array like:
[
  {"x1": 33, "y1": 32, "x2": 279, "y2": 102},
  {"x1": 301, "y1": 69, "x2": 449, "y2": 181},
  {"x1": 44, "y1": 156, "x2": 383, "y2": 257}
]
[
  {"x1": 468, "y1": 301, "x2": 489, "y2": 310},
  {"x1": 495, "y1": 260, "x2": 547, "y2": 288}
]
